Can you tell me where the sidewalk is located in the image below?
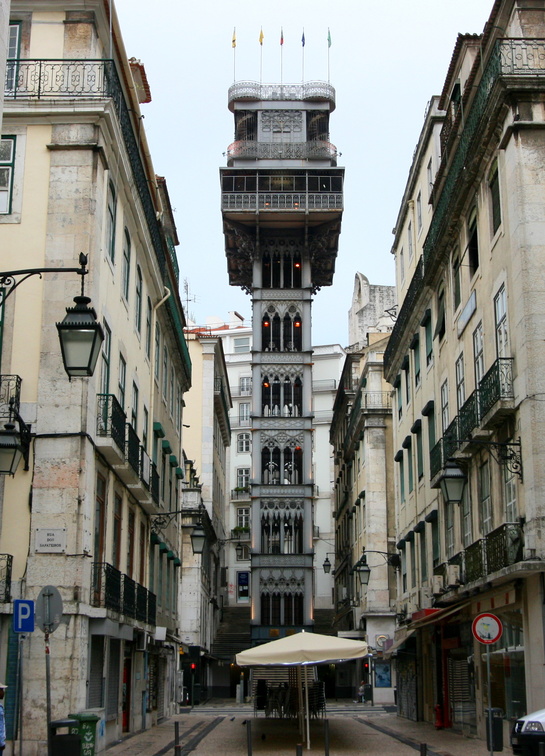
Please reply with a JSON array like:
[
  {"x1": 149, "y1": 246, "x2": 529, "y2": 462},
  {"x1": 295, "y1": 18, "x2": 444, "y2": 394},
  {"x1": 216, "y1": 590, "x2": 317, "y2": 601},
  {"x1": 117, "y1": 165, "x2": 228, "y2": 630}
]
[{"x1": 104, "y1": 701, "x2": 497, "y2": 756}]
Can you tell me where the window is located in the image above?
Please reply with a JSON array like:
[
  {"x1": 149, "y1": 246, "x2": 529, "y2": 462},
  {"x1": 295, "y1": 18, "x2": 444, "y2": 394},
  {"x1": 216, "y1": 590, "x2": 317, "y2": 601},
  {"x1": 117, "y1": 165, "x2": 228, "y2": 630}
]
[
  {"x1": 398, "y1": 454, "x2": 405, "y2": 504},
  {"x1": 135, "y1": 266, "x2": 142, "y2": 333},
  {"x1": 113, "y1": 493, "x2": 122, "y2": 569},
  {"x1": 106, "y1": 181, "x2": 117, "y2": 262},
  {"x1": 461, "y1": 485, "x2": 472, "y2": 547},
  {"x1": 419, "y1": 528, "x2": 428, "y2": 582},
  {"x1": 408, "y1": 221, "x2": 414, "y2": 259},
  {"x1": 145, "y1": 298, "x2": 152, "y2": 358},
  {"x1": 416, "y1": 192, "x2": 422, "y2": 232},
  {"x1": 504, "y1": 462, "x2": 517, "y2": 522},
  {"x1": 234, "y1": 336, "x2": 250, "y2": 353},
  {"x1": 237, "y1": 468, "x2": 250, "y2": 489},
  {"x1": 431, "y1": 517, "x2": 440, "y2": 568},
  {"x1": 440, "y1": 380, "x2": 449, "y2": 434},
  {"x1": 122, "y1": 229, "x2": 131, "y2": 300},
  {"x1": 237, "y1": 507, "x2": 250, "y2": 528},
  {"x1": 455, "y1": 354, "x2": 465, "y2": 411},
  {"x1": 473, "y1": 322, "x2": 484, "y2": 386},
  {"x1": 445, "y1": 501, "x2": 455, "y2": 559},
  {"x1": 236, "y1": 545, "x2": 250, "y2": 561},
  {"x1": 452, "y1": 251, "x2": 461, "y2": 311},
  {"x1": 154, "y1": 324, "x2": 161, "y2": 380},
  {"x1": 399, "y1": 247, "x2": 405, "y2": 283},
  {"x1": 489, "y1": 162, "x2": 501, "y2": 234},
  {"x1": 6, "y1": 23, "x2": 21, "y2": 92},
  {"x1": 239, "y1": 402, "x2": 250, "y2": 425},
  {"x1": 100, "y1": 322, "x2": 111, "y2": 395},
  {"x1": 494, "y1": 284, "x2": 509, "y2": 358},
  {"x1": 0, "y1": 137, "x2": 16, "y2": 214},
  {"x1": 169, "y1": 367, "x2": 175, "y2": 416},
  {"x1": 427, "y1": 157, "x2": 433, "y2": 198},
  {"x1": 434, "y1": 288, "x2": 446, "y2": 342},
  {"x1": 240, "y1": 376, "x2": 252, "y2": 395},
  {"x1": 162, "y1": 346, "x2": 168, "y2": 399},
  {"x1": 237, "y1": 432, "x2": 251, "y2": 453},
  {"x1": 406, "y1": 439, "x2": 414, "y2": 493},
  {"x1": 143, "y1": 407, "x2": 149, "y2": 451},
  {"x1": 467, "y1": 210, "x2": 479, "y2": 277},
  {"x1": 404, "y1": 359, "x2": 411, "y2": 405},
  {"x1": 410, "y1": 335, "x2": 420, "y2": 387},
  {"x1": 479, "y1": 460, "x2": 492, "y2": 535},
  {"x1": 395, "y1": 376, "x2": 402, "y2": 420},
  {"x1": 414, "y1": 423, "x2": 424, "y2": 480},
  {"x1": 176, "y1": 384, "x2": 182, "y2": 435},
  {"x1": 118, "y1": 355, "x2": 126, "y2": 410},
  {"x1": 131, "y1": 382, "x2": 138, "y2": 429},
  {"x1": 422, "y1": 309, "x2": 433, "y2": 366}
]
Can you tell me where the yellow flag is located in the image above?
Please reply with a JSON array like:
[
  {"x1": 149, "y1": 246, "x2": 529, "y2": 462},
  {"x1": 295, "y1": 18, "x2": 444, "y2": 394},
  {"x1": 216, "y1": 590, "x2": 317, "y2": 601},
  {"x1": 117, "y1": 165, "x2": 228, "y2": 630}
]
[
  {"x1": 232, "y1": 28, "x2": 236, "y2": 48},
  {"x1": 259, "y1": 28, "x2": 264, "y2": 45}
]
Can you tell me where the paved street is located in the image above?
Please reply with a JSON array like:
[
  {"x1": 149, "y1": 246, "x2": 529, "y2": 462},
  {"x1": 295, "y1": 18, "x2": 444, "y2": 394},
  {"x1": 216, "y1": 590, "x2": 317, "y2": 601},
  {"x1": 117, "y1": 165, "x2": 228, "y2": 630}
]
[{"x1": 105, "y1": 701, "x2": 497, "y2": 756}]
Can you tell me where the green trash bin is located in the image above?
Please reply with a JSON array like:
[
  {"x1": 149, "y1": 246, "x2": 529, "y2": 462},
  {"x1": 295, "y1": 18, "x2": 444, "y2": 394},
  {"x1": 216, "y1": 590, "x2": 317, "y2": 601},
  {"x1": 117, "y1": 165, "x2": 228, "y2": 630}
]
[{"x1": 68, "y1": 713, "x2": 100, "y2": 756}]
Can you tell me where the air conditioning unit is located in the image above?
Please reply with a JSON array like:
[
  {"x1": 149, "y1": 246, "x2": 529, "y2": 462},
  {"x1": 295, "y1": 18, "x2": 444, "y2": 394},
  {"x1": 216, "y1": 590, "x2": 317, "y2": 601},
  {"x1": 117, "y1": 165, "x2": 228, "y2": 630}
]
[
  {"x1": 136, "y1": 632, "x2": 148, "y2": 652},
  {"x1": 446, "y1": 564, "x2": 461, "y2": 588},
  {"x1": 431, "y1": 575, "x2": 444, "y2": 596}
]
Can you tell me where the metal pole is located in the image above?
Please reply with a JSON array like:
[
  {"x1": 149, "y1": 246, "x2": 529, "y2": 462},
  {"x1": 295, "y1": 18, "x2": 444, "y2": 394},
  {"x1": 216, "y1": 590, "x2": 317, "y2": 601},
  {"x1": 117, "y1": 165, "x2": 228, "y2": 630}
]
[
  {"x1": 487, "y1": 644, "x2": 493, "y2": 756},
  {"x1": 18, "y1": 634, "x2": 24, "y2": 756},
  {"x1": 246, "y1": 719, "x2": 252, "y2": 756},
  {"x1": 296, "y1": 745, "x2": 303, "y2": 756},
  {"x1": 45, "y1": 631, "x2": 51, "y2": 756},
  {"x1": 174, "y1": 720, "x2": 181, "y2": 756},
  {"x1": 324, "y1": 719, "x2": 329, "y2": 756},
  {"x1": 420, "y1": 745, "x2": 427, "y2": 756},
  {"x1": 304, "y1": 665, "x2": 310, "y2": 750}
]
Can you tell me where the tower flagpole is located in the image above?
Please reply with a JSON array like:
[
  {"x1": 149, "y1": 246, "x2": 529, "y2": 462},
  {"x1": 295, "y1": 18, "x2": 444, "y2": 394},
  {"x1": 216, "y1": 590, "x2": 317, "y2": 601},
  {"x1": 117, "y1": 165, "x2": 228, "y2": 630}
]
[
  {"x1": 232, "y1": 28, "x2": 237, "y2": 82},
  {"x1": 327, "y1": 28, "x2": 331, "y2": 83},
  {"x1": 280, "y1": 27, "x2": 284, "y2": 87},
  {"x1": 259, "y1": 28, "x2": 264, "y2": 84},
  {"x1": 301, "y1": 29, "x2": 305, "y2": 83}
]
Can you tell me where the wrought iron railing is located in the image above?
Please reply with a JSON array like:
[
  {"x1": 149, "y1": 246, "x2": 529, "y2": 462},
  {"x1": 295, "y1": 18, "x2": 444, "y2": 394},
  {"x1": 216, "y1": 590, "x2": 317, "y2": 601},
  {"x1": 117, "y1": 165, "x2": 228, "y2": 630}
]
[
  {"x1": 478, "y1": 358, "x2": 514, "y2": 419},
  {"x1": 126, "y1": 423, "x2": 140, "y2": 475},
  {"x1": 443, "y1": 416, "x2": 460, "y2": 460},
  {"x1": 122, "y1": 574, "x2": 137, "y2": 618},
  {"x1": 430, "y1": 439, "x2": 443, "y2": 479},
  {"x1": 96, "y1": 394, "x2": 126, "y2": 452},
  {"x1": 221, "y1": 192, "x2": 343, "y2": 212},
  {"x1": 92, "y1": 562, "x2": 156, "y2": 624},
  {"x1": 363, "y1": 391, "x2": 392, "y2": 410},
  {"x1": 231, "y1": 527, "x2": 251, "y2": 541},
  {"x1": 0, "y1": 375, "x2": 22, "y2": 419},
  {"x1": 485, "y1": 522, "x2": 523, "y2": 574},
  {"x1": 228, "y1": 81, "x2": 336, "y2": 106},
  {"x1": 92, "y1": 562, "x2": 122, "y2": 613},
  {"x1": 383, "y1": 258, "x2": 423, "y2": 372},
  {"x1": 464, "y1": 539, "x2": 486, "y2": 583},
  {"x1": 0, "y1": 554, "x2": 13, "y2": 603},
  {"x1": 459, "y1": 391, "x2": 480, "y2": 440},
  {"x1": 140, "y1": 448, "x2": 151, "y2": 489},
  {"x1": 231, "y1": 488, "x2": 250, "y2": 500},
  {"x1": 226, "y1": 140, "x2": 337, "y2": 160}
]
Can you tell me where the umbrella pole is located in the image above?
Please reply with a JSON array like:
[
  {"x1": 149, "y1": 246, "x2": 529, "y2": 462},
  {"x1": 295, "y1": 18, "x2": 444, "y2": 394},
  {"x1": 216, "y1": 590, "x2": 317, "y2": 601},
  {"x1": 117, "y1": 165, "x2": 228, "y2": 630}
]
[
  {"x1": 297, "y1": 666, "x2": 304, "y2": 740},
  {"x1": 304, "y1": 665, "x2": 310, "y2": 749}
]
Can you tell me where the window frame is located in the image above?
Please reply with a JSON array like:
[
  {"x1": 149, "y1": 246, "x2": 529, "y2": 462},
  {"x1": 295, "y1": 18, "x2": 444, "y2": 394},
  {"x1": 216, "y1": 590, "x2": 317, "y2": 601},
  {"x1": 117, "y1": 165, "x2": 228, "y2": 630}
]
[
  {"x1": 135, "y1": 266, "x2": 143, "y2": 333},
  {"x1": 106, "y1": 180, "x2": 117, "y2": 263},
  {"x1": 0, "y1": 136, "x2": 16, "y2": 215},
  {"x1": 122, "y1": 228, "x2": 131, "y2": 301}
]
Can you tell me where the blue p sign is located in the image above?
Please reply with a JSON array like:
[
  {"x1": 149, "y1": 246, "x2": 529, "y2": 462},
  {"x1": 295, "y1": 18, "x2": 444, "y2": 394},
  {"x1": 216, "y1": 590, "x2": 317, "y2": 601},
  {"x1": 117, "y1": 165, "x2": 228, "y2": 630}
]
[{"x1": 13, "y1": 600, "x2": 35, "y2": 633}]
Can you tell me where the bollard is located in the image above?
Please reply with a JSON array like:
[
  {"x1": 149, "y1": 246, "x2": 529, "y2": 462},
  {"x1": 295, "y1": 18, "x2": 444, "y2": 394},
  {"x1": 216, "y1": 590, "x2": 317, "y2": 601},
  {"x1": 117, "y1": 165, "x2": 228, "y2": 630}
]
[
  {"x1": 296, "y1": 744, "x2": 303, "y2": 756},
  {"x1": 539, "y1": 743, "x2": 545, "y2": 756},
  {"x1": 246, "y1": 719, "x2": 252, "y2": 756},
  {"x1": 420, "y1": 745, "x2": 427, "y2": 756},
  {"x1": 324, "y1": 719, "x2": 330, "y2": 756},
  {"x1": 174, "y1": 721, "x2": 181, "y2": 756}
]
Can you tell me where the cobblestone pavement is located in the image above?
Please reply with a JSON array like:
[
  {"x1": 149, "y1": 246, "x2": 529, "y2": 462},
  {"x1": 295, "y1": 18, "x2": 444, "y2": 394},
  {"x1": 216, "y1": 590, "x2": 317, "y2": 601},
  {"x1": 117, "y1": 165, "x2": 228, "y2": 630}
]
[{"x1": 105, "y1": 701, "x2": 497, "y2": 756}]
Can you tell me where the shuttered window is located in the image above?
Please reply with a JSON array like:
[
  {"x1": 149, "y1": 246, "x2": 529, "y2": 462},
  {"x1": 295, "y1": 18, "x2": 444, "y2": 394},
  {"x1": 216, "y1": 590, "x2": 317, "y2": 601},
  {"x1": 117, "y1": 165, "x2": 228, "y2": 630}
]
[
  {"x1": 106, "y1": 639, "x2": 121, "y2": 719},
  {"x1": 88, "y1": 636, "x2": 105, "y2": 708}
]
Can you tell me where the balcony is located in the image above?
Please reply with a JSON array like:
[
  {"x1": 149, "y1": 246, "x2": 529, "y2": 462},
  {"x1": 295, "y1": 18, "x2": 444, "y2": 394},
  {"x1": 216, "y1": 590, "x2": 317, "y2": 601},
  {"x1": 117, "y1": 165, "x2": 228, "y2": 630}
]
[
  {"x1": 231, "y1": 527, "x2": 251, "y2": 541},
  {"x1": 222, "y1": 191, "x2": 343, "y2": 213},
  {"x1": 226, "y1": 140, "x2": 337, "y2": 162},
  {"x1": 92, "y1": 562, "x2": 156, "y2": 625},
  {"x1": 479, "y1": 358, "x2": 514, "y2": 426},
  {"x1": 0, "y1": 374, "x2": 22, "y2": 418},
  {"x1": 464, "y1": 539, "x2": 486, "y2": 583},
  {"x1": 485, "y1": 522, "x2": 523, "y2": 574},
  {"x1": 96, "y1": 394, "x2": 126, "y2": 464},
  {"x1": 228, "y1": 81, "x2": 336, "y2": 109},
  {"x1": 0, "y1": 554, "x2": 13, "y2": 603},
  {"x1": 231, "y1": 488, "x2": 250, "y2": 501},
  {"x1": 459, "y1": 391, "x2": 480, "y2": 441}
]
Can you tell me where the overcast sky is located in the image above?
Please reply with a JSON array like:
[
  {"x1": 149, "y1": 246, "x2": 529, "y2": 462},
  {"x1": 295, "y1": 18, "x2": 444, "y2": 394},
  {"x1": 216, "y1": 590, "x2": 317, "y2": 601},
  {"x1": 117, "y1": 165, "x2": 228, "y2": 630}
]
[{"x1": 115, "y1": 0, "x2": 493, "y2": 347}]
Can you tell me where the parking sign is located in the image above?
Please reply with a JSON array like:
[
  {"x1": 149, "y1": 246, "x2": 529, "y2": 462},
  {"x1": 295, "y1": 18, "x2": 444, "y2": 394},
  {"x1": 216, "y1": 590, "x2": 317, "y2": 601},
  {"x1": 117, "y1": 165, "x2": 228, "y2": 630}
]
[{"x1": 13, "y1": 600, "x2": 35, "y2": 633}]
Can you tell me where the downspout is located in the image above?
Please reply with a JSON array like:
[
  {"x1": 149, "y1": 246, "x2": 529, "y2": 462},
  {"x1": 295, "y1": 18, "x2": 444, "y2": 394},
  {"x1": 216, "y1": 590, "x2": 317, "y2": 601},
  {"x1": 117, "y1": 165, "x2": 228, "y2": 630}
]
[{"x1": 149, "y1": 287, "x2": 171, "y2": 446}]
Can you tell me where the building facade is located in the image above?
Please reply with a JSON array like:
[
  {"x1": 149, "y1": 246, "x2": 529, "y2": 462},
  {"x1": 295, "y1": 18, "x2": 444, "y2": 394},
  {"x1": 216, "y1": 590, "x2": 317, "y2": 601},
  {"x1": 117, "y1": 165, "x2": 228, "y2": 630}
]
[
  {"x1": 220, "y1": 82, "x2": 344, "y2": 641},
  {"x1": 1, "y1": 1, "x2": 190, "y2": 751},
  {"x1": 384, "y1": 0, "x2": 545, "y2": 740}
]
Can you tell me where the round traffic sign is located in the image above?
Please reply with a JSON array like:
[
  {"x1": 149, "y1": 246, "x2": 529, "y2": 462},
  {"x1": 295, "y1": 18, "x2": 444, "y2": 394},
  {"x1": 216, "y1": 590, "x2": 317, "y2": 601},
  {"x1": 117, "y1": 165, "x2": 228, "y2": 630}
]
[
  {"x1": 35, "y1": 585, "x2": 64, "y2": 634},
  {"x1": 472, "y1": 613, "x2": 503, "y2": 645}
]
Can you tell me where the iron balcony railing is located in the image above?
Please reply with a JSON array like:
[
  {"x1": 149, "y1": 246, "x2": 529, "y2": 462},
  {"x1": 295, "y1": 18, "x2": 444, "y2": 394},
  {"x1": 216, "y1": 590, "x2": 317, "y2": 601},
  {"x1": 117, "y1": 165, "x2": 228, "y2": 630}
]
[
  {"x1": 126, "y1": 423, "x2": 140, "y2": 476},
  {"x1": 443, "y1": 417, "x2": 460, "y2": 461},
  {"x1": 92, "y1": 562, "x2": 156, "y2": 624},
  {"x1": 464, "y1": 539, "x2": 486, "y2": 583},
  {"x1": 479, "y1": 357, "x2": 514, "y2": 419},
  {"x1": 228, "y1": 81, "x2": 336, "y2": 107},
  {"x1": 231, "y1": 488, "x2": 250, "y2": 500},
  {"x1": 0, "y1": 554, "x2": 13, "y2": 603},
  {"x1": 486, "y1": 522, "x2": 523, "y2": 574},
  {"x1": 231, "y1": 527, "x2": 251, "y2": 541},
  {"x1": 430, "y1": 439, "x2": 443, "y2": 479},
  {"x1": 459, "y1": 390, "x2": 480, "y2": 441},
  {"x1": 226, "y1": 140, "x2": 337, "y2": 161},
  {"x1": 222, "y1": 192, "x2": 343, "y2": 212},
  {"x1": 383, "y1": 258, "x2": 424, "y2": 371},
  {"x1": 151, "y1": 462, "x2": 160, "y2": 504},
  {"x1": 96, "y1": 394, "x2": 126, "y2": 452},
  {"x1": 0, "y1": 375, "x2": 22, "y2": 419}
]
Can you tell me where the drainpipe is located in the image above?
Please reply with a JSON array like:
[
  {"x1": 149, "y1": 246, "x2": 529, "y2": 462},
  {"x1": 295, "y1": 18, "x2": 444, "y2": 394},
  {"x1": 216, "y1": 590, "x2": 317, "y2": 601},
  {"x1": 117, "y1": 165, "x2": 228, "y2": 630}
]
[{"x1": 149, "y1": 287, "x2": 171, "y2": 447}]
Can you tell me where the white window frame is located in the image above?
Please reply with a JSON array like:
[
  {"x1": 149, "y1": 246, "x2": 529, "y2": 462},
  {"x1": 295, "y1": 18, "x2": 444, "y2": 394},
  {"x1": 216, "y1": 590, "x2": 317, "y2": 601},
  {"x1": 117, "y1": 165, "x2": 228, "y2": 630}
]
[
  {"x1": 494, "y1": 285, "x2": 509, "y2": 358},
  {"x1": 0, "y1": 137, "x2": 16, "y2": 214},
  {"x1": 473, "y1": 322, "x2": 485, "y2": 386},
  {"x1": 237, "y1": 432, "x2": 251, "y2": 453}
]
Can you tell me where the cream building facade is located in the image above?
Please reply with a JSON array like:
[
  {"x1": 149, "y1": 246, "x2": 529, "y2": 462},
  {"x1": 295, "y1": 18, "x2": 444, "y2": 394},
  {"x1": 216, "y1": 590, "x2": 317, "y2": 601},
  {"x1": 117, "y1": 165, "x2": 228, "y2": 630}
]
[
  {"x1": 384, "y1": 0, "x2": 545, "y2": 740},
  {"x1": 1, "y1": 1, "x2": 191, "y2": 751}
]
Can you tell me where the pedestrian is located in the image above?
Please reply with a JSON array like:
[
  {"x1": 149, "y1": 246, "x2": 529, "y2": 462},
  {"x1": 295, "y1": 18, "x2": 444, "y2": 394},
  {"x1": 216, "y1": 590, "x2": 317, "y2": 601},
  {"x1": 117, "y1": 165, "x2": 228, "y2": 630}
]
[
  {"x1": 0, "y1": 682, "x2": 7, "y2": 752},
  {"x1": 358, "y1": 680, "x2": 365, "y2": 703}
]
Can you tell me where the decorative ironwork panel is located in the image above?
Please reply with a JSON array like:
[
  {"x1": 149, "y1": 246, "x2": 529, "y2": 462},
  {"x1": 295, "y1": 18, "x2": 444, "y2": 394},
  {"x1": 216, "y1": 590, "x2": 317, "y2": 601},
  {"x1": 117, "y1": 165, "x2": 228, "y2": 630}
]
[
  {"x1": 96, "y1": 394, "x2": 126, "y2": 452},
  {"x1": 136, "y1": 583, "x2": 148, "y2": 622},
  {"x1": 478, "y1": 358, "x2": 514, "y2": 418},
  {"x1": 0, "y1": 554, "x2": 13, "y2": 603},
  {"x1": 485, "y1": 522, "x2": 523, "y2": 574},
  {"x1": 5, "y1": 59, "x2": 109, "y2": 98},
  {"x1": 459, "y1": 391, "x2": 480, "y2": 441},
  {"x1": 122, "y1": 574, "x2": 137, "y2": 618},
  {"x1": 227, "y1": 140, "x2": 337, "y2": 160},
  {"x1": 464, "y1": 540, "x2": 486, "y2": 583},
  {"x1": 126, "y1": 423, "x2": 140, "y2": 475},
  {"x1": 430, "y1": 439, "x2": 443, "y2": 479},
  {"x1": 227, "y1": 81, "x2": 336, "y2": 105},
  {"x1": 92, "y1": 562, "x2": 122, "y2": 613},
  {"x1": 443, "y1": 416, "x2": 460, "y2": 459},
  {"x1": 0, "y1": 375, "x2": 22, "y2": 419},
  {"x1": 384, "y1": 258, "x2": 423, "y2": 371}
]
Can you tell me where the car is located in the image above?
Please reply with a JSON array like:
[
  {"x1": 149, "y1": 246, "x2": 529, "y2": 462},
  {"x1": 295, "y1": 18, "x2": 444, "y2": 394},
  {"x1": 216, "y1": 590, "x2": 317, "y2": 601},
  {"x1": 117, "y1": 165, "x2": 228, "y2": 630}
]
[{"x1": 511, "y1": 708, "x2": 545, "y2": 755}]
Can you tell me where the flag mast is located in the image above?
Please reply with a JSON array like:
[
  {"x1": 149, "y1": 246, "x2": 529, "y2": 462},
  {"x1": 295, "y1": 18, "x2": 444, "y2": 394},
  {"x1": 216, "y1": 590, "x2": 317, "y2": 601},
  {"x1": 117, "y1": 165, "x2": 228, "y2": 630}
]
[
  {"x1": 232, "y1": 27, "x2": 236, "y2": 82},
  {"x1": 301, "y1": 29, "x2": 305, "y2": 83},
  {"x1": 327, "y1": 28, "x2": 332, "y2": 83},
  {"x1": 259, "y1": 28, "x2": 264, "y2": 84}
]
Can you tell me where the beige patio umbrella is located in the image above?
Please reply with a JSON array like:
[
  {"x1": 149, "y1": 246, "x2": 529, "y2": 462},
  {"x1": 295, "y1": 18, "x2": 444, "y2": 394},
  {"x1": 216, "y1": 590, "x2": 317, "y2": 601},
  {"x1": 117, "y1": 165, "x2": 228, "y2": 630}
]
[{"x1": 236, "y1": 631, "x2": 368, "y2": 748}]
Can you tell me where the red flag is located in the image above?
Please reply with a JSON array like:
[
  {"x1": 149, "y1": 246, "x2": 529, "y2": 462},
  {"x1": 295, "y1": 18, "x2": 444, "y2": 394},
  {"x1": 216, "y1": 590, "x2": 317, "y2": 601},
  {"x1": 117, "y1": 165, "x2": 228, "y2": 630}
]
[{"x1": 280, "y1": 27, "x2": 284, "y2": 45}]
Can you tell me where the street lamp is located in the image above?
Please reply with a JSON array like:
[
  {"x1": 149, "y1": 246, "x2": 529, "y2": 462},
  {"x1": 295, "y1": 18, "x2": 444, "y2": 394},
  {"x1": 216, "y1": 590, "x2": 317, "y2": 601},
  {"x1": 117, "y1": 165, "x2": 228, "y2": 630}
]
[
  {"x1": 438, "y1": 460, "x2": 467, "y2": 505},
  {"x1": 190, "y1": 522, "x2": 207, "y2": 555},
  {"x1": 353, "y1": 554, "x2": 371, "y2": 587},
  {"x1": 0, "y1": 423, "x2": 26, "y2": 476},
  {"x1": 322, "y1": 553, "x2": 336, "y2": 574}
]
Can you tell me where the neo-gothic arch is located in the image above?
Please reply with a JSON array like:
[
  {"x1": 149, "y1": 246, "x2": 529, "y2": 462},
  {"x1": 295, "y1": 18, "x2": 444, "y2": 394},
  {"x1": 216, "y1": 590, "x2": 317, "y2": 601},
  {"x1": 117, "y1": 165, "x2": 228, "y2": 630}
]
[{"x1": 261, "y1": 371, "x2": 303, "y2": 417}]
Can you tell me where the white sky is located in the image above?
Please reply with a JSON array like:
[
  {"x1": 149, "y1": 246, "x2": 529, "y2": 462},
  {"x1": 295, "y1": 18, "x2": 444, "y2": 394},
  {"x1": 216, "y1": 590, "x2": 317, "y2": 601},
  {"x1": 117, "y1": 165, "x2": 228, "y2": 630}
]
[{"x1": 115, "y1": 0, "x2": 493, "y2": 346}]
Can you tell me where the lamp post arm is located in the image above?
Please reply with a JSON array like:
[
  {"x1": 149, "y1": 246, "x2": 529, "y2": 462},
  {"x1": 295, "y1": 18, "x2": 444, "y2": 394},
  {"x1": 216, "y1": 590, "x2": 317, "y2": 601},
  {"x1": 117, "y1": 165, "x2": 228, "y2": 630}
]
[{"x1": 0, "y1": 254, "x2": 88, "y2": 306}]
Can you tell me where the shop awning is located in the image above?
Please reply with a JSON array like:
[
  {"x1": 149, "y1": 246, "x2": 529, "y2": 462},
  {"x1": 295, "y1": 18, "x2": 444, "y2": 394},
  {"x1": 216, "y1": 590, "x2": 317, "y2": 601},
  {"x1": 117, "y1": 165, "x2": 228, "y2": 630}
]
[
  {"x1": 410, "y1": 600, "x2": 471, "y2": 629},
  {"x1": 383, "y1": 628, "x2": 415, "y2": 658}
]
